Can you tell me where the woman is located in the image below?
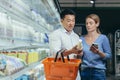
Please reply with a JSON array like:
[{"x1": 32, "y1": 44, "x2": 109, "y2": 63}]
[{"x1": 80, "y1": 14, "x2": 112, "y2": 80}]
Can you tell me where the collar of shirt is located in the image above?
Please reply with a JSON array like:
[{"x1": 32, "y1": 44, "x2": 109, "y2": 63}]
[{"x1": 61, "y1": 27, "x2": 74, "y2": 35}]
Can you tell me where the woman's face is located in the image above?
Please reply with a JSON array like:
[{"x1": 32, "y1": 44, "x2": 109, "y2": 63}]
[
  {"x1": 86, "y1": 18, "x2": 98, "y2": 32},
  {"x1": 61, "y1": 14, "x2": 75, "y2": 32}
]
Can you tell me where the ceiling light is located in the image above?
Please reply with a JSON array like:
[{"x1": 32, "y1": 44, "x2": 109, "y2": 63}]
[{"x1": 90, "y1": 0, "x2": 94, "y2": 4}]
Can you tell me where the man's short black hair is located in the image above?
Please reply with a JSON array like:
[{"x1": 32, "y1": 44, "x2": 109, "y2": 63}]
[{"x1": 60, "y1": 9, "x2": 76, "y2": 19}]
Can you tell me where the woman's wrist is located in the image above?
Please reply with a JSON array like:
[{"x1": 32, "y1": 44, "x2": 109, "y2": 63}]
[
  {"x1": 96, "y1": 50, "x2": 106, "y2": 58},
  {"x1": 97, "y1": 50, "x2": 100, "y2": 54}
]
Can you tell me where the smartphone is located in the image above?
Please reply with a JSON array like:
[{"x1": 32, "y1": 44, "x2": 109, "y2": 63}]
[{"x1": 92, "y1": 43, "x2": 98, "y2": 49}]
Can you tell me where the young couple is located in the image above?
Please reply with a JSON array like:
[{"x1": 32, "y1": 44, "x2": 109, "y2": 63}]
[{"x1": 49, "y1": 9, "x2": 112, "y2": 80}]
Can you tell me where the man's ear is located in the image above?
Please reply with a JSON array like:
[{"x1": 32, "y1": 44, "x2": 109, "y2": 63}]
[{"x1": 61, "y1": 19, "x2": 63, "y2": 22}]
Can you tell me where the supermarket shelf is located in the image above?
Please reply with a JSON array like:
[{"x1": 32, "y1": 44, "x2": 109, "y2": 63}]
[
  {"x1": 115, "y1": 29, "x2": 120, "y2": 76},
  {"x1": 0, "y1": 61, "x2": 42, "y2": 80}
]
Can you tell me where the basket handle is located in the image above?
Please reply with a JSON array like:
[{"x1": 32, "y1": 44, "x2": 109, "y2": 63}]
[{"x1": 54, "y1": 49, "x2": 70, "y2": 63}]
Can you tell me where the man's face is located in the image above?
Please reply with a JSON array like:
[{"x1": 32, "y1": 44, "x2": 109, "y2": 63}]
[{"x1": 61, "y1": 14, "x2": 75, "y2": 32}]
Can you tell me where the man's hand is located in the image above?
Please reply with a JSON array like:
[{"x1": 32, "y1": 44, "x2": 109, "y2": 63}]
[
  {"x1": 63, "y1": 45, "x2": 83, "y2": 56},
  {"x1": 72, "y1": 45, "x2": 82, "y2": 54}
]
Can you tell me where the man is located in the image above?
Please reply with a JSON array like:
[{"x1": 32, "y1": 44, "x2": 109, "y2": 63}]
[
  {"x1": 49, "y1": 9, "x2": 82, "y2": 59},
  {"x1": 49, "y1": 9, "x2": 82, "y2": 80}
]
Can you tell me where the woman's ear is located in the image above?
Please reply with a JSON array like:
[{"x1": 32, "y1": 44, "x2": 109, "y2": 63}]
[{"x1": 96, "y1": 22, "x2": 100, "y2": 27}]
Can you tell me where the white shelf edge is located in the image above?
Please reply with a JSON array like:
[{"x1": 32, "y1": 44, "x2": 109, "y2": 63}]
[
  {"x1": 116, "y1": 54, "x2": 120, "y2": 56},
  {"x1": 0, "y1": 43, "x2": 49, "y2": 51},
  {"x1": 115, "y1": 73, "x2": 120, "y2": 77}
]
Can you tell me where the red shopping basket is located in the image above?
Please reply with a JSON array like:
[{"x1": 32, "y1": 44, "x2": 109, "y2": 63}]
[{"x1": 42, "y1": 49, "x2": 81, "y2": 80}]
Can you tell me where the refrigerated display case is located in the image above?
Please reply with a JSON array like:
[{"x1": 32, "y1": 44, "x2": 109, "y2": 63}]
[{"x1": 0, "y1": 0, "x2": 60, "y2": 80}]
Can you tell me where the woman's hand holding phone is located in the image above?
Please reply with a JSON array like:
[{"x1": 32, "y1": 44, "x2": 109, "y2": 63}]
[{"x1": 90, "y1": 43, "x2": 99, "y2": 54}]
